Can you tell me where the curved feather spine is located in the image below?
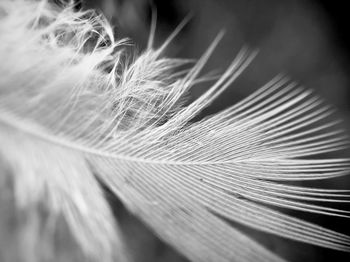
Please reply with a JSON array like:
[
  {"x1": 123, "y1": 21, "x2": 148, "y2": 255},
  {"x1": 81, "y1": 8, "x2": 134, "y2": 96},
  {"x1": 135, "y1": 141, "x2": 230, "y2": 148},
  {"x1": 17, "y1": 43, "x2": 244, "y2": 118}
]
[{"x1": 1, "y1": 0, "x2": 350, "y2": 262}]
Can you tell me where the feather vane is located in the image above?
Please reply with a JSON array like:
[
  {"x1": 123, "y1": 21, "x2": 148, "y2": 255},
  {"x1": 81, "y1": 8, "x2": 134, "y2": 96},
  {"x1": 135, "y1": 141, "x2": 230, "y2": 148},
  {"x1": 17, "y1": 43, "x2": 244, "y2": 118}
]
[{"x1": 1, "y1": 1, "x2": 350, "y2": 261}]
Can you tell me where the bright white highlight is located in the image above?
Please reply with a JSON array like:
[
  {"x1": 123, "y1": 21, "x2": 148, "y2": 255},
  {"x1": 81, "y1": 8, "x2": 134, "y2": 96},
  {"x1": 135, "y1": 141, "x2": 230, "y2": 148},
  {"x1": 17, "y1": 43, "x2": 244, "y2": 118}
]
[{"x1": 0, "y1": 1, "x2": 349, "y2": 262}]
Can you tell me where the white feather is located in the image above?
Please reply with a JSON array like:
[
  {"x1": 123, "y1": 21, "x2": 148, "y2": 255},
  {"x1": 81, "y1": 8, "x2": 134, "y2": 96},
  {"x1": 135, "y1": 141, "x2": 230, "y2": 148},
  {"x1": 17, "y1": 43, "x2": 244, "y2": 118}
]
[{"x1": 0, "y1": 0, "x2": 349, "y2": 261}]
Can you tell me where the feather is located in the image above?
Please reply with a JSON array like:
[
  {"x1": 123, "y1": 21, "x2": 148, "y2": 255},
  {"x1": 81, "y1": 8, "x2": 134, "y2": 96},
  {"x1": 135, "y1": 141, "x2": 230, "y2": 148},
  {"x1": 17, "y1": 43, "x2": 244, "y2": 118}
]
[{"x1": 0, "y1": 0, "x2": 350, "y2": 261}]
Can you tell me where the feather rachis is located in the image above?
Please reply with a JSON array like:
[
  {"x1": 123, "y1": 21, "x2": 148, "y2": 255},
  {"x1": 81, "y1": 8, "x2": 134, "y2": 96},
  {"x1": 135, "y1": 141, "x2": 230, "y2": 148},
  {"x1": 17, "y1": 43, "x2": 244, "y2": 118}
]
[{"x1": 1, "y1": 0, "x2": 350, "y2": 261}]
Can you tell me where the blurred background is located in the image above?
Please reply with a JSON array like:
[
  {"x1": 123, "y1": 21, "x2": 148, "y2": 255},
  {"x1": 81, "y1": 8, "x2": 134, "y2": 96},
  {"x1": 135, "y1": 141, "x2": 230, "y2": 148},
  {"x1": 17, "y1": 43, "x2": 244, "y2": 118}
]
[
  {"x1": 66, "y1": 0, "x2": 350, "y2": 261},
  {"x1": 81, "y1": 0, "x2": 350, "y2": 114}
]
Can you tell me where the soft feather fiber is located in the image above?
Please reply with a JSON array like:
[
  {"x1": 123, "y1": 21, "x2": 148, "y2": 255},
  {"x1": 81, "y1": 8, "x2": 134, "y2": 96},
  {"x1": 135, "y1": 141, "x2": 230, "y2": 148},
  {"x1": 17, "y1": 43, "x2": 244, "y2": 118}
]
[{"x1": 0, "y1": 0, "x2": 350, "y2": 261}]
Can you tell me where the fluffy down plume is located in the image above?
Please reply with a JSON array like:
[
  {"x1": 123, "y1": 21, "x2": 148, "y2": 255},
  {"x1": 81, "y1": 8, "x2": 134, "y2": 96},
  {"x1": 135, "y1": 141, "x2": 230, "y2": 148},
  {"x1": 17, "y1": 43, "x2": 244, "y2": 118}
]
[{"x1": 0, "y1": 0, "x2": 350, "y2": 261}]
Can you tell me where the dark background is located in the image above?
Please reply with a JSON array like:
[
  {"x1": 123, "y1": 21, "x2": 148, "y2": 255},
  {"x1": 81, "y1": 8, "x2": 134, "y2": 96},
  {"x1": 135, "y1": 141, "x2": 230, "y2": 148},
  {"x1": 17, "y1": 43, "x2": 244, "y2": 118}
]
[
  {"x1": 72, "y1": 1, "x2": 350, "y2": 261},
  {"x1": 82, "y1": 0, "x2": 350, "y2": 114}
]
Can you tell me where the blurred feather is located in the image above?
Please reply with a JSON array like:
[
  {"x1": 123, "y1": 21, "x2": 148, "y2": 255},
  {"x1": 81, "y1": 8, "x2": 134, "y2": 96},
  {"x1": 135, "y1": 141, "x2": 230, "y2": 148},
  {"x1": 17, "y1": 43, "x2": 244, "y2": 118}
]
[{"x1": 0, "y1": 0, "x2": 350, "y2": 261}]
